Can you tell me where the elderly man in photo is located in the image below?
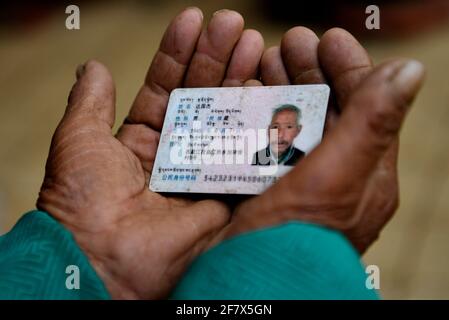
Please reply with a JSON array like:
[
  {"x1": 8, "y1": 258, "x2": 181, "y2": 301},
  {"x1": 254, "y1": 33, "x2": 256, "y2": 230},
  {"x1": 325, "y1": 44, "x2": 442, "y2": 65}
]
[{"x1": 252, "y1": 104, "x2": 305, "y2": 166}]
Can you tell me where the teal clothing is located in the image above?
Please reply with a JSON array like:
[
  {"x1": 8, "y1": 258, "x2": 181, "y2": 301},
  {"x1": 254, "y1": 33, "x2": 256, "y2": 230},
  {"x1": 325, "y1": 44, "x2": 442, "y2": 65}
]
[
  {"x1": 171, "y1": 223, "x2": 378, "y2": 300},
  {"x1": 0, "y1": 211, "x2": 110, "y2": 299},
  {"x1": 0, "y1": 210, "x2": 379, "y2": 300}
]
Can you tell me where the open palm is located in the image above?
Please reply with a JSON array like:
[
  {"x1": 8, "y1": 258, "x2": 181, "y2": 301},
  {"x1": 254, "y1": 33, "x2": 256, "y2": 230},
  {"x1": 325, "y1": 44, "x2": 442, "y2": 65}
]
[
  {"x1": 37, "y1": 7, "x2": 425, "y2": 300},
  {"x1": 37, "y1": 8, "x2": 263, "y2": 299}
]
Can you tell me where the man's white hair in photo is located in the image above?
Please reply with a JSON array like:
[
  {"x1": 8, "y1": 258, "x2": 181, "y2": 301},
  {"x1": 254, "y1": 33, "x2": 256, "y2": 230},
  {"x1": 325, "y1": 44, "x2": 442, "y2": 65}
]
[{"x1": 271, "y1": 104, "x2": 302, "y2": 127}]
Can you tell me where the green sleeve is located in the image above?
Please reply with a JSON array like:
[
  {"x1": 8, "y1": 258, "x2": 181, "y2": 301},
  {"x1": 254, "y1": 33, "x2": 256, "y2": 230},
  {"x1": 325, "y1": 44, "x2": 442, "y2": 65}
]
[
  {"x1": 0, "y1": 210, "x2": 110, "y2": 299},
  {"x1": 170, "y1": 222, "x2": 379, "y2": 300},
  {"x1": 0, "y1": 210, "x2": 378, "y2": 300}
]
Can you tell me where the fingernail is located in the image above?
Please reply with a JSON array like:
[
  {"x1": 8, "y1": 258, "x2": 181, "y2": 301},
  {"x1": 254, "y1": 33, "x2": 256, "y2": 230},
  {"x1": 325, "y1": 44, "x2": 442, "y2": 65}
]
[
  {"x1": 391, "y1": 60, "x2": 425, "y2": 101},
  {"x1": 76, "y1": 63, "x2": 86, "y2": 80},
  {"x1": 186, "y1": 6, "x2": 203, "y2": 20},
  {"x1": 213, "y1": 9, "x2": 230, "y2": 16}
]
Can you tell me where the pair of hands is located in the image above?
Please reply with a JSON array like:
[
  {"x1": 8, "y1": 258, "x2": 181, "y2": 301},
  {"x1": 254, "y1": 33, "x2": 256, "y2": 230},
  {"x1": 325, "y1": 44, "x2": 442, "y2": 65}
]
[{"x1": 36, "y1": 8, "x2": 425, "y2": 299}]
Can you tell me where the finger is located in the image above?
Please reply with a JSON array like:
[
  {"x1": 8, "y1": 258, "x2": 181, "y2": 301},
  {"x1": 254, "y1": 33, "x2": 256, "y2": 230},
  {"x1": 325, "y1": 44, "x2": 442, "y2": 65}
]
[
  {"x1": 116, "y1": 124, "x2": 160, "y2": 175},
  {"x1": 127, "y1": 7, "x2": 204, "y2": 130},
  {"x1": 222, "y1": 29, "x2": 264, "y2": 87},
  {"x1": 281, "y1": 27, "x2": 326, "y2": 84},
  {"x1": 346, "y1": 138, "x2": 400, "y2": 254},
  {"x1": 318, "y1": 28, "x2": 373, "y2": 108},
  {"x1": 279, "y1": 27, "x2": 337, "y2": 132},
  {"x1": 235, "y1": 59, "x2": 425, "y2": 232},
  {"x1": 120, "y1": 7, "x2": 203, "y2": 173},
  {"x1": 260, "y1": 46, "x2": 290, "y2": 85},
  {"x1": 319, "y1": 28, "x2": 397, "y2": 195},
  {"x1": 295, "y1": 59, "x2": 425, "y2": 196},
  {"x1": 183, "y1": 9, "x2": 244, "y2": 87},
  {"x1": 243, "y1": 79, "x2": 263, "y2": 86},
  {"x1": 48, "y1": 61, "x2": 116, "y2": 178},
  {"x1": 65, "y1": 60, "x2": 116, "y2": 130}
]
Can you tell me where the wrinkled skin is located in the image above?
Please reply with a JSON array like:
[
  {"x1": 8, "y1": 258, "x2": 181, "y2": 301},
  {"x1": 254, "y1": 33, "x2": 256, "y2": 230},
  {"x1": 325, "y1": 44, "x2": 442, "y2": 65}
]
[
  {"x1": 218, "y1": 27, "x2": 425, "y2": 254},
  {"x1": 37, "y1": 8, "x2": 425, "y2": 299}
]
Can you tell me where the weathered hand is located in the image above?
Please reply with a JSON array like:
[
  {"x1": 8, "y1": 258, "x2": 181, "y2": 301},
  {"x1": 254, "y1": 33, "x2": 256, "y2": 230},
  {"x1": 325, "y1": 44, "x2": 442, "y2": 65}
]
[
  {"x1": 219, "y1": 27, "x2": 425, "y2": 253},
  {"x1": 37, "y1": 8, "x2": 264, "y2": 299}
]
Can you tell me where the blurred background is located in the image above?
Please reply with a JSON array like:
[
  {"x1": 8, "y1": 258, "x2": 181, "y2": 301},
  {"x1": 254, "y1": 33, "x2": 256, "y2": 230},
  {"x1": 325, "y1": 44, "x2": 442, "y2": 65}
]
[{"x1": 1, "y1": 0, "x2": 449, "y2": 299}]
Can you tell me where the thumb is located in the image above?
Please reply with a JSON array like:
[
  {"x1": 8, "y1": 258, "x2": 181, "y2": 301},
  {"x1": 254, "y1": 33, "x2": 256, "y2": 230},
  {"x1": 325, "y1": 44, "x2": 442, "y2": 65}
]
[
  {"x1": 271, "y1": 59, "x2": 425, "y2": 199},
  {"x1": 64, "y1": 60, "x2": 116, "y2": 130},
  {"x1": 316, "y1": 58, "x2": 425, "y2": 190}
]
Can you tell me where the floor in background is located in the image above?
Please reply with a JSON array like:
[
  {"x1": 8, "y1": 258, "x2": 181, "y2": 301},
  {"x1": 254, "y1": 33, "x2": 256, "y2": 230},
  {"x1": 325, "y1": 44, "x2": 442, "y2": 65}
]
[{"x1": 1, "y1": 0, "x2": 448, "y2": 299}]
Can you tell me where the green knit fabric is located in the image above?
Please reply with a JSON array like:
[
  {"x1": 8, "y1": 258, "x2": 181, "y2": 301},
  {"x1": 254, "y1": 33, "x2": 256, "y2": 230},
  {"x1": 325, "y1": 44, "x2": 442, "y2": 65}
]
[
  {"x1": 0, "y1": 211, "x2": 378, "y2": 300},
  {"x1": 0, "y1": 210, "x2": 110, "y2": 299},
  {"x1": 170, "y1": 223, "x2": 379, "y2": 300}
]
